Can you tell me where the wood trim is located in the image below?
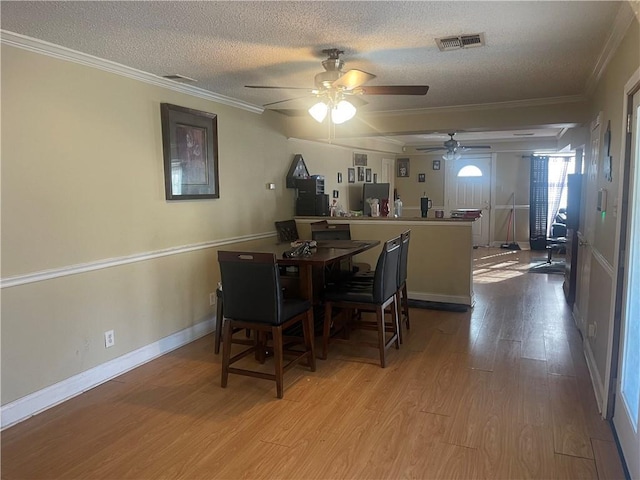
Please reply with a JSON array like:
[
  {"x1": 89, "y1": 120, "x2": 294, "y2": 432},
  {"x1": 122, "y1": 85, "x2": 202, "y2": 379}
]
[{"x1": 1, "y1": 232, "x2": 276, "y2": 289}]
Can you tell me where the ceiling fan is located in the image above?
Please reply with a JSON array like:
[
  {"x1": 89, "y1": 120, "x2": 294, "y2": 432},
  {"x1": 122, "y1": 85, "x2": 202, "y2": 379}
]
[
  {"x1": 245, "y1": 48, "x2": 429, "y2": 124},
  {"x1": 416, "y1": 133, "x2": 491, "y2": 160}
]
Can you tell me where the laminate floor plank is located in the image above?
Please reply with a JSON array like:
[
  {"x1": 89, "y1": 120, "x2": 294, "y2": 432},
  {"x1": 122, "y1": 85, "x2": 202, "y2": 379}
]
[{"x1": 2, "y1": 248, "x2": 627, "y2": 480}]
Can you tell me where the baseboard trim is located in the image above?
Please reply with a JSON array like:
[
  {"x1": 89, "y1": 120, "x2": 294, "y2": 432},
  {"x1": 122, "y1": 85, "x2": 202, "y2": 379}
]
[
  {"x1": 1, "y1": 317, "x2": 215, "y2": 430},
  {"x1": 408, "y1": 291, "x2": 473, "y2": 307},
  {"x1": 584, "y1": 337, "x2": 605, "y2": 415}
]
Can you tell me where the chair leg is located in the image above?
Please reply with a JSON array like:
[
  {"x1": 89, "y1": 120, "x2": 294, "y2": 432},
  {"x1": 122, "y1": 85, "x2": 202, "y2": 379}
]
[
  {"x1": 395, "y1": 288, "x2": 404, "y2": 345},
  {"x1": 272, "y1": 325, "x2": 284, "y2": 399},
  {"x1": 402, "y1": 284, "x2": 410, "y2": 330},
  {"x1": 303, "y1": 310, "x2": 316, "y2": 371},
  {"x1": 322, "y1": 302, "x2": 332, "y2": 360},
  {"x1": 377, "y1": 306, "x2": 386, "y2": 368},
  {"x1": 221, "y1": 318, "x2": 233, "y2": 388},
  {"x1": 392, "y1": 295, "x2": 401, "y2": 350},
  {"x1": 214, "y1": 299, "x2": 223, "y2": 354}
]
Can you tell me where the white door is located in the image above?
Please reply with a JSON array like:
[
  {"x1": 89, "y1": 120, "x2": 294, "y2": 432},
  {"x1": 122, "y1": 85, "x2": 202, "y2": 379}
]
[
  {"x1": 613, "y1": 88, "x2": 640, "y2": 480},
  {"x1": 575, "y1": 118, "x2": 601, "y2": 333},
  {"x1": 445, "y1": 155, "x2": 491, "y2": 246}
]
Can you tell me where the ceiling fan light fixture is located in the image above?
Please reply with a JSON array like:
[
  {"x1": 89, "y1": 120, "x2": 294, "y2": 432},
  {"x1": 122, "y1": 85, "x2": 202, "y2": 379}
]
[
  {"x1": 308, "y1": 102, "x2": 328, "y2": 123},
  {"x1": 331, "y1": 100, "x2": 356, "y2": 124},
  {"x1": 443, "y1": 151, "x2": 462, "y2": 161}
]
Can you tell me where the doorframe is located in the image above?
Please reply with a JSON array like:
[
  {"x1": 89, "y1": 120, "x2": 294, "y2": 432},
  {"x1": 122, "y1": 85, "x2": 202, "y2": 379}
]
[{"x1": 605, "y1": 66, "x2": 640, "y2": 420}]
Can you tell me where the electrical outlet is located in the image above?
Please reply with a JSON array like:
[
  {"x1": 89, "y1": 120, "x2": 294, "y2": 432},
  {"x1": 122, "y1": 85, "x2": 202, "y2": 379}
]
[
  {"x1": 209, "y1": 292, "x2": 217, "y2": 306},
  {"x1": 104, "y1": 330, "x2": 115, "y2": 348},
  {"x1": 588, "y1": 323, "x2": 597, "y2": 338}
]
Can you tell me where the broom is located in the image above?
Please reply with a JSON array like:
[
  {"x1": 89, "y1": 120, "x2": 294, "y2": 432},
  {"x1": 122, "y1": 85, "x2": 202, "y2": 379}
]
[{"x1": 501, "y1": 193, "x2": 521, "y2": 250}]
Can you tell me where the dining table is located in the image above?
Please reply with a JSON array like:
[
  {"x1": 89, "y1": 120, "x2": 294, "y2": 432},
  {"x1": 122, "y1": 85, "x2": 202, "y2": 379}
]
[{"x1": 250, "y1": 239, "x2": 380, "y2": 302}]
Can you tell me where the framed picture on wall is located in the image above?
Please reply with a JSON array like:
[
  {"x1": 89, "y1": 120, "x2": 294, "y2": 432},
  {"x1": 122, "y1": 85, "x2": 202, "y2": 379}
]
[
  {"x1": 365, "y1": 168, "x2": 372, "y2": 182},
  {"x1": 373, "y1": 173, "x2": 378, "y2": 183},
  {"x1": 347, "y1": 168, "x2": 355, "y2": 183},
  {"x1": 397, "y1": 158, "x2": 410, "y2": 177},
  {"x1": 161, "y1": 103, "x2": 219, "y2": 200},
  {"x1": 418, "y1": 173, "x2": 426, "y2": 182},
  {"x1": 353, "y1": 153, "x2": 368, "y2": 166},
  {"x1": 432, "y1": 160, "x2": 441, "y2": 170},
  {"x1": 337, "y1": 172, "x2": 343, "y2": 183},
  {"x1": 357, "y1": 166, "x2": 365, "y2": 182}
]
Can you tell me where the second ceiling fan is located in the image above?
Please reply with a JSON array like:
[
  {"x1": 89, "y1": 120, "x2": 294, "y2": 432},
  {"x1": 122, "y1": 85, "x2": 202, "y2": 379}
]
[
  {"x1": 245, "y1": 48, "x2": 429, "y2": 123},
  {"x1": 416, "y1": 133, "x2": 491, "y2": 159}
]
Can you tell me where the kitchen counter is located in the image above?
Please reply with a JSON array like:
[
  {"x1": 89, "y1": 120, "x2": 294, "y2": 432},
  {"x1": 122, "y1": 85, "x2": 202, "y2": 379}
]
[{"x1": 295, "y1": 217, "x2": 474, "y2": 306}]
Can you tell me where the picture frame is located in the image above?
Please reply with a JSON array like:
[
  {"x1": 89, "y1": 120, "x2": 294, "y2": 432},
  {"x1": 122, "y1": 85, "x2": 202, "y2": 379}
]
[
  {"x1": 353, "y1": 153, "x2": 368, "y2": 166},
  {"x1": 161, "y1": 103, "x2": 219, "y2": 200},
  {"x1": 365, "y1": 168, "x2": 372, "y2": 182},
  {"x1": 418, "y1": 173, "x2": 426, "y2": 183},
  {"x1": 397, "y1": 158, "x2": 410, "y2": 177},
  {"x1": 357, "y1": 166, "x2": 365, "y2": 182},
  {"x1": 333, "y1": 190, "x2": 339, "y2": 199},
  {"x1": 432, "y1": 160, "x2": 441, "y2": 171},
  {"x1": 347, "y1": 168, "x2": 356, "y2": 183},
  {"x1": 337, "y1": 172, "x2": 343, "y2": 184},
  {"x1": 373, "y1": 173, "x2": 378, "y2": 183}
]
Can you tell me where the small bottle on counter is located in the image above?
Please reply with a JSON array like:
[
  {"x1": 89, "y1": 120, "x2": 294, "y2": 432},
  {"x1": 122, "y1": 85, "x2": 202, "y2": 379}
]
[{"x1": 394, "y1": 196, "x2": 403, "y2": 217}]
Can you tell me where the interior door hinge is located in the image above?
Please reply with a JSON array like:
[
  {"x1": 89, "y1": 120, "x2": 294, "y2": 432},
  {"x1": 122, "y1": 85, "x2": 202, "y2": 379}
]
[{"x1": 627, "y1": 113, "x2": 633, "y2": 134}]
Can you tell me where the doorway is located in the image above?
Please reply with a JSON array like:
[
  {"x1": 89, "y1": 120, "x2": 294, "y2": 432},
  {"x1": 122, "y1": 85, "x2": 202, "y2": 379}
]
[
  {"x1": 445, "y1": 155, "x2": 492, "y2": 246},
  {"x1": 612, "y1": 84, "x2": 640, "y2": 480}
]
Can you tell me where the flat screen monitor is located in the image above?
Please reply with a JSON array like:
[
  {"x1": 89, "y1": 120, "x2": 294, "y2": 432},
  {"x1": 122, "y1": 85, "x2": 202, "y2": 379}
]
[{"x1": 362, "y1": 183, "x2": 390, "y2": 216}]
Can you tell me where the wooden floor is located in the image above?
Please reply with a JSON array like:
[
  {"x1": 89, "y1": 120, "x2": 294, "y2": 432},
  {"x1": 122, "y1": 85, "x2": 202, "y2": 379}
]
[{"x1": 1, "y1": 248, "x2": 628, "y2": 479}]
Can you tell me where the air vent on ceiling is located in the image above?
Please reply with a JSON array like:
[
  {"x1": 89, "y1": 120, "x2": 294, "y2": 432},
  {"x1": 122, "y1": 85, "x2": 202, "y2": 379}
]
[
  {"x1": 162, "y1": 74, "x2": 197, "y2": 83},
  {"x1": 436, "y1": 33, "x2": 485, "y2": 51}
]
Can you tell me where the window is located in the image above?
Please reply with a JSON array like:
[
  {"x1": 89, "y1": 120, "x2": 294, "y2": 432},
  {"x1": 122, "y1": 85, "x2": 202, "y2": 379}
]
[{"x1": 457, "y1": 165, "x2": 483, "y2": 177}]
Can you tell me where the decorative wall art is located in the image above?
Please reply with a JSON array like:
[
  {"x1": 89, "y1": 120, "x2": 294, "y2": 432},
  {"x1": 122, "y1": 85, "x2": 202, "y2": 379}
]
[
  {"x1": 366, "y1": 168, "x2": 372, "y2": 182},
  {"x1": 418, "y1": 173, "x2": 426, "y2": 182},
  {"x1": 357, "y1": 166, "x2": 365, "y2": 182},
  {"x1": 353, "y1": 153, "x2": 368, "y2": 166},
  {"x1": 348, "y1": 168, "x2": 355, "y2": 183},
  {"x1": 432, "y1": 160, "x2": 441, "y2": 171},
  {"x1": 397, "y1": 158, "x2": 410, "y2": 177},
  {"x1": 373, "y1": 173, "x2": 378, "y2": 183},
  {"x1": 161, "y1": 103, "x2": 219, "y2": 200},
  {"x1": 337, "y1": 172, "x2": 343, "y2": 183}
]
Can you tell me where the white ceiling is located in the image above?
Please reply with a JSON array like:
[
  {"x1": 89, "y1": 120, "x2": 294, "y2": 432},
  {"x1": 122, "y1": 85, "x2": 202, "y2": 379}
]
[{"x1": 0, "y1": 1, "x2": 625, "y2": 145}]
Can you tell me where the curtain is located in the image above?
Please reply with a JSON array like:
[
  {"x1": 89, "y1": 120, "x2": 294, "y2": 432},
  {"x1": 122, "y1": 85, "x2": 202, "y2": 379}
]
[
  {"x1": 547, "y1": 157, "x2": 571, "y2": 236},
  {"x1": 530, "y1": 155, "x2": 548, "y2": 250}
]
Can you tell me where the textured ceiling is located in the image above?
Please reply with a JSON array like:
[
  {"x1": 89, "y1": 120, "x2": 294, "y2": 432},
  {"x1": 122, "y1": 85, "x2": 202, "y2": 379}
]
[{"x1": 0, "y1": 1, "x2": 624, "y2": 144}]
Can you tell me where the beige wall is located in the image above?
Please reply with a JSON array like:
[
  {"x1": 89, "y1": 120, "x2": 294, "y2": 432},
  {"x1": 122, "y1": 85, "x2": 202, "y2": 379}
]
[{"x1": 579, "y1": 19, "x2": 639, "y2": 385}]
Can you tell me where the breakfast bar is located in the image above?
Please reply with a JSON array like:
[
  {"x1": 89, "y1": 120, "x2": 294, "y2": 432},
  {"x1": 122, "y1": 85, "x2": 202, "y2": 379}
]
[{"x1": 295, "y1": 216, "x2": 475, "y2": 306}]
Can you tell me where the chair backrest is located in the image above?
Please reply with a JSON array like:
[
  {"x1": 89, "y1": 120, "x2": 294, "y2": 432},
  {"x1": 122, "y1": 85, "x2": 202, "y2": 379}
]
[
  {"x1": 311, "y1": 223, "x2": 352, "y2": 241},
  {"x1": 218, "y1": 251, "x2": 284, "y2": 324},
  {"x1": 398, "y1": 230, "x2": 411, "y2": 286},
  {"x1": 371, "y1": 236, "x2": 402, "y2": 303},
  {"x1": 275, "y1": 220, "x2": 299, "y2": 243}
]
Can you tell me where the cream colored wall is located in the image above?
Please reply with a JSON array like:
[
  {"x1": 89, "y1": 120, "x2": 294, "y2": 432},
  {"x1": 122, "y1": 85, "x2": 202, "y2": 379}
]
[
  {"x1": 580, "y1": 19, "x2": 639, "y2": 384},
  {"x1": 393, "y1": 153, "x2": 445, "y2": 215},
  {"x1": 0, "y1": 45, "x2": 295, "y2": 405}
]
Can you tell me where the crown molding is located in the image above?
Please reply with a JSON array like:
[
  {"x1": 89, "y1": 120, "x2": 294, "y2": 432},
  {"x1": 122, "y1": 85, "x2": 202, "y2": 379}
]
[
  {"x1": 0, "y1": 30, "x2": 264, "y2": 114},
  {"x1": 367, "y1": 95, "x2": 588, "y2": 118},
  {"x1": 584, "y1": 2, "x2": 638, "y2": 96}
]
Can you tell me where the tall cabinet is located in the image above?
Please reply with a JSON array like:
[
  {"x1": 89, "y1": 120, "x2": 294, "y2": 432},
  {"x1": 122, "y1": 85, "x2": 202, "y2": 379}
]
[{"x1": 563, "y1": 173, "x2": 582, "y2": 305}]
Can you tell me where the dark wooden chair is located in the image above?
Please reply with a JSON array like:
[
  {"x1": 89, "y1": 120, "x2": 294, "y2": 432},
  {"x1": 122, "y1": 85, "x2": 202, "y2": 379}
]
[
  {"x1": 274, "y1": 219, "x2": 299, "y2": 243},
  {"x1": 398, "y1": 230, "x2": 411, "y2": 332},
  {"x1": 218, "y1": 251, "x2": 315, "y2": 398},
  {"x1": 321, "y1": 236, "x2": 401, "y2": 367}
]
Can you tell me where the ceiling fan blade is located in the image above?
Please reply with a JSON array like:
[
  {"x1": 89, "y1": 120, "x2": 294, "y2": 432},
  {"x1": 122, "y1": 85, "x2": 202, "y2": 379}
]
[
  {"x1": 416, "y1": 146, "x2": 446, "y2": 152},
  {"x1": 459, "y1": 145, "x2": 491, "y2": 150},
  {"x1": 358, "y1": 85, "x2": 429, "y2": 96},
  {"x1": 332, "y1": 69, "x2": 376, "y2": 90},
  {"x1": 263, "y1": 95, "x2": 312, "y2": 107},
  {"x1": 346, "y1": 96, "x2": 368, "y2": 107},
  {"x1": 270, "y1": 109, "x2": 309, "y2": 117},
  {"x1": 245, "y1": 85, "x2": 312, "y2": 90}
]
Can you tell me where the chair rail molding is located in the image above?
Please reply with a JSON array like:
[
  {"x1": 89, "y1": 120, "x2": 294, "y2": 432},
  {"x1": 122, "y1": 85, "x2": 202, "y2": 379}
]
[{"x1": 1, "y1": 231, "x2": 276, "y2": 289}]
